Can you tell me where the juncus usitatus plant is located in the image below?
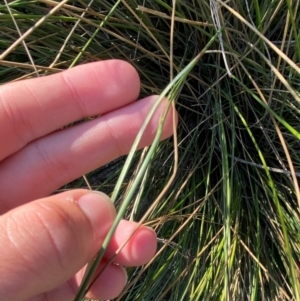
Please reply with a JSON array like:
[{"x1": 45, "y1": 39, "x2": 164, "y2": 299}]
[{"x1": 74, "y1": 29, "x2": 222, "y2": 301}]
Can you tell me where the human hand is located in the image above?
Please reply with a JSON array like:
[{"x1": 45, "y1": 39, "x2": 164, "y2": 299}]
[{"x1": 0, "y1": 60, "x2": 175, "y2": 300}]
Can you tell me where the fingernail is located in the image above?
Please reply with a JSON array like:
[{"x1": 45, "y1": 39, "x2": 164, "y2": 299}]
[{"x1": 77, "y1": 192, "x2": 115, "y2": 238}]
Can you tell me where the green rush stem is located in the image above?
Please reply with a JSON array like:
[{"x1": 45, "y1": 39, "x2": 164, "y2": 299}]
[
  {"x1": 216, "y1": 100, "x2": 231, "y2": 301},
  {"x1": 111, "y1": 28, "x2": 222, "y2": 205},
  {"x1": 230, "y1": 95, "x2": 300, "y2": 301},
  {"x1": 232, "y1": 77, "x2": 300, "y2": 139},
  {"x1": 69, "y1": 0, "x2": 122, "y2": 68},
  {"x1": 75, "y1": 96, "x2": 175, "y2": 301}
]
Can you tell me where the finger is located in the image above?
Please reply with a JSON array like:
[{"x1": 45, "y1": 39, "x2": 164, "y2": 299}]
[
  {"x1": 105, "y1": 220, "x2": 157, "y2": 266},
  {"x1": 27, "y1": 223, "x2": 156, "y2": 300},
  {"x1": 31, "y1": 262, "x2": 127, "y2": 301},
  {"x1": 75, "y1": 262, "x2": 128, "y2": 301},
  {"x1": 0, "y1": 60, "x2": 140, "y2": 161},
  {"x1": 0, "y1": 189, "x2": 119, "y2": 301},
  {"x1": 0, "y1": 96, "x2": 176, "y2": 211}
]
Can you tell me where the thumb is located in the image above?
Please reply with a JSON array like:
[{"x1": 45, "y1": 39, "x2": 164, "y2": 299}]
[{"x1": 0, "y1": 189, "x2": 116, "y2": 301}]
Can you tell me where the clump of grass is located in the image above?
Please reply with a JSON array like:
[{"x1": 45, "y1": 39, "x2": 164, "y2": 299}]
[{"x1": 1, "y1": 1, "x2": 300, "y2": 300}]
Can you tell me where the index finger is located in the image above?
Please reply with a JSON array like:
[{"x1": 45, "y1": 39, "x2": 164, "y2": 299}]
[{"x1": 0, "y1": 60, "x2": 140, "y2": 161}]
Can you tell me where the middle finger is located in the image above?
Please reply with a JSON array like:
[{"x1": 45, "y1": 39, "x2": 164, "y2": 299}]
[{"x1": 0, "y1": 96, "x2": 175, "y2": 212}]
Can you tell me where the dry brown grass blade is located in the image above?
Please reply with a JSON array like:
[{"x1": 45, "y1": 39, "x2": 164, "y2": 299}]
[
  {"x1": 4, "y1": 0, "x2": 39, "y2": 76},
  {"x1": 217, "y1": 0, "x2": 300, "y2": 74},
  {"x1": 137, "y1": 5, "x2": 212, "y2": 27},
  {"x1": 0, "y1": 0, "x2": 70, "y2": 60}
]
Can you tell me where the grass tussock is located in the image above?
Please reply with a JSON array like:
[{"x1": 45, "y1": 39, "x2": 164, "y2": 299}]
[{"x1": 1, "y1": 0, "x2": 300, "y2": 300}]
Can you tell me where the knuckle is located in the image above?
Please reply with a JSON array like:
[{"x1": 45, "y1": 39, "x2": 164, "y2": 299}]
[
  {"x1": 103, "y1": 118, "x2": 124, "y2": 157},
  {"x1": 32, "y1": 140, "x2": 70, "y2": 185}
]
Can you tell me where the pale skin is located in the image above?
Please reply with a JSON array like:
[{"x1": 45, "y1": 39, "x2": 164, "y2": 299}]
[{"x1": 0, "y1": 60, "x2": 175, "y2": 301}]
